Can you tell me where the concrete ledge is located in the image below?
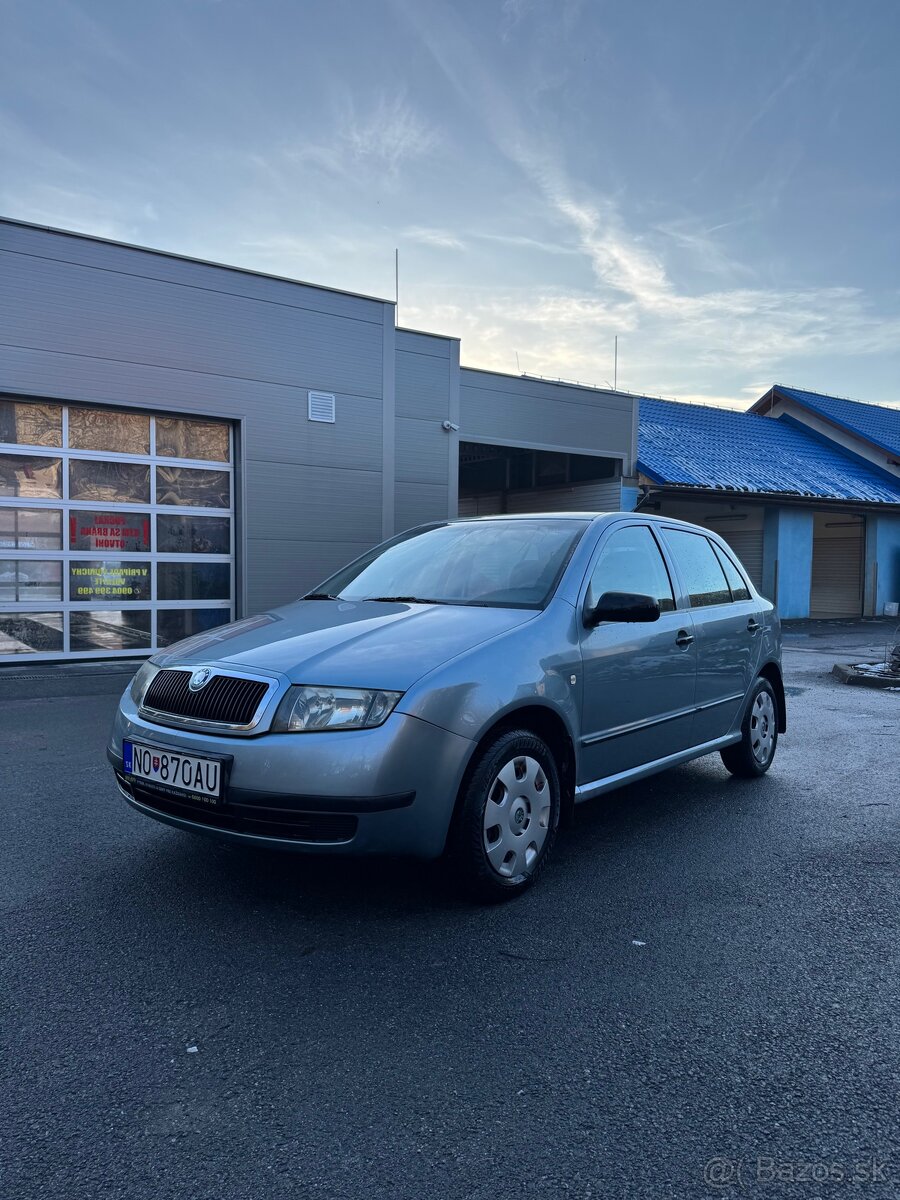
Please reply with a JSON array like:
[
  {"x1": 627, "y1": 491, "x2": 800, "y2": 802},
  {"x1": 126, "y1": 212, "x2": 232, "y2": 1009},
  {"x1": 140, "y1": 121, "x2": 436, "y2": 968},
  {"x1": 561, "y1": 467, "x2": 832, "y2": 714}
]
[
  {"x1": 0, "y1": 659, "x2": 142, "y2": 700},
  {"x1": 832, "y1": 663, "x2": 900, "y2": 690}
]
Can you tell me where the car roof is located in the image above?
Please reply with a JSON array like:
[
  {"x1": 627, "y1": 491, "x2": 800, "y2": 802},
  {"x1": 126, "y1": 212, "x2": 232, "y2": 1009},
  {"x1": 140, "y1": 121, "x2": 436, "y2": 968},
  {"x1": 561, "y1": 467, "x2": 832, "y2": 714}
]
[{"x1": 453, "y1": 511, "x2": 706, "y2": 530}]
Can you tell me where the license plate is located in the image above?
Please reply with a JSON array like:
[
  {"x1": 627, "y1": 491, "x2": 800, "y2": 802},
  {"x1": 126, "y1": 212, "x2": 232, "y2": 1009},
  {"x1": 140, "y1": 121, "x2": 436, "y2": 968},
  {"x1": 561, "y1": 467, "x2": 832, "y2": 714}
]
[{"x1": 124, "y1": 741, "x2": 223, "y2": 804}]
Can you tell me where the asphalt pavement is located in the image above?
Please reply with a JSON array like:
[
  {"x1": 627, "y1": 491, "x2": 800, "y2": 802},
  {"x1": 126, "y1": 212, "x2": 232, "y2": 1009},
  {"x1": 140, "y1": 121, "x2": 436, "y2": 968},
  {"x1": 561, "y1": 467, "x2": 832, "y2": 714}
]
[{"x1": 2, "y1": 622, "x2": 898, "y2": 1199}]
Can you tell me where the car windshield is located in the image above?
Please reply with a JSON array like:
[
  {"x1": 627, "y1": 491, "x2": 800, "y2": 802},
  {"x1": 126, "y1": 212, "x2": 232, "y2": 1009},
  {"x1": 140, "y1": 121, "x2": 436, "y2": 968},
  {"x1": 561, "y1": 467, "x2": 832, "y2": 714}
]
[{"x1": 310, "y1": 519, "x2": 589, "y2": 609}]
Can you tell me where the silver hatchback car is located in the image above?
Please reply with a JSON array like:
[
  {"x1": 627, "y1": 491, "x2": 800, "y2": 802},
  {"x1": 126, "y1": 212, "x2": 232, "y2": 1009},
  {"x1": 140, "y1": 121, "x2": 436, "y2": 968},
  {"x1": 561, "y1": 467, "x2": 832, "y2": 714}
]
[{"x1": 109, "y1": 513, "x2": 784, "y2": 900}]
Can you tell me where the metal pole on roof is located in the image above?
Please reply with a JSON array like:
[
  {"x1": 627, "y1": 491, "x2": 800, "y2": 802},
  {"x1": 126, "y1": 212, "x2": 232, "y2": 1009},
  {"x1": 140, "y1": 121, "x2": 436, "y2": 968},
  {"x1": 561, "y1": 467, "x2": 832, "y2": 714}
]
[
  {"x1": 394, "y1": 249, "x2": 399, "y2": 324},
  {"x1": 614, "y1": 336, "x2": 618, "y2": 391}
]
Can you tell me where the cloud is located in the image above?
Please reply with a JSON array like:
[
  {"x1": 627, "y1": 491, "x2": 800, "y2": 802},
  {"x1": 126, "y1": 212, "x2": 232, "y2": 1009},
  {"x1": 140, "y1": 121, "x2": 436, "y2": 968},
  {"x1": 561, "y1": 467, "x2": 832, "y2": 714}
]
[
  {"x1": 281, "y1": 90, "x2": 438, "y2": 188},
  {"x1": 403, "y1": 226, "x2": 466, "y2": 250},
  {"x1": 500, "y1": 0, "x2": 537, "y2": 39},
  {"x1": 0, "y1": 184, "x2": 135, "y2": 241},
  {"x1": 651, "y1": 217, "x2": 753, "y2": 282},
  {"x1": 342, "y1": 93, "x2": 438, "y2": 172},
  {"x1": 390, "y1": 0, "x2": 900, "y2": 399},
  {"x1": 473, "y1": 231, "x2": 580, "y2": 256}
]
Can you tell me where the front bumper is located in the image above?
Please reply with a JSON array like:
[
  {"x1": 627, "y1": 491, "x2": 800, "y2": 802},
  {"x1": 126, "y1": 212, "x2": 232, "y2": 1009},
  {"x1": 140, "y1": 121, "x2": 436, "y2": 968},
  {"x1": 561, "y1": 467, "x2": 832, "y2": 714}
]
[{"x1": 108, "y1": 701, "x2": 474, "y2": 859}]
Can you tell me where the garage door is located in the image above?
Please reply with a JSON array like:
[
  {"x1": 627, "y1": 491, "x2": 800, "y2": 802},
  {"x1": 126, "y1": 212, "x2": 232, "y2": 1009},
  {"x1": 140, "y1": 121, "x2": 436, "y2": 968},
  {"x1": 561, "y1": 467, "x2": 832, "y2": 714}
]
[
  {"x1": 718, "y1": 528, "x2": 764, "y2": 592},
  {"x1": 809, "y1": 514, "x2": 864, "y2": 619},
  {"x1": 0, "y1": 396, "x2": 234, "y2": 662}
]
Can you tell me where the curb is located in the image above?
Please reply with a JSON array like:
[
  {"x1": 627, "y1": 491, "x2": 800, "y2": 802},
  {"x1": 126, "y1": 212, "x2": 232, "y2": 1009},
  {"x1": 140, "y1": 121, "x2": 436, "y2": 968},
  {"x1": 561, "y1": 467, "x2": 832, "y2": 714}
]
[{"x1": 832, "y1": 663, "x2": 900, "y2": 690}]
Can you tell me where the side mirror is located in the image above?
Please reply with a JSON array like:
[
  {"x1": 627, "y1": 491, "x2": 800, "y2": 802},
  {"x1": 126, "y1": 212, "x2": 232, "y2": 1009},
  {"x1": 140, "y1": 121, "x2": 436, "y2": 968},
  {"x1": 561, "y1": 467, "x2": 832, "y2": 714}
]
[{"x1": 585, "y1": 591, "x2": 661, "y2": 627}]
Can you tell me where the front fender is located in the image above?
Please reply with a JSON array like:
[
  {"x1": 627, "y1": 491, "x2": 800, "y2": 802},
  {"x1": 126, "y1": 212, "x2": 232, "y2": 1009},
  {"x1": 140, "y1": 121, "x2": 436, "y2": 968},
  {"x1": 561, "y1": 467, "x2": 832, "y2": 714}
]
[{"x1": 394, "y1": 602, "x2": 583, "y2": 747}]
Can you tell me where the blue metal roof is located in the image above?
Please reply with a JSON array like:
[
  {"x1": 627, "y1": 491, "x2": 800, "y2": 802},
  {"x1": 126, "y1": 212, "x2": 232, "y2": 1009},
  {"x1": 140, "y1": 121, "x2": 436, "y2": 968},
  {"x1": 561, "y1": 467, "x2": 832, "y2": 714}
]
[
  {"x1": 771, "y1": 385, "x2": 900, "y2": 458},
  {"x1": 637, "y1": 396, "x2": 900, "y2": 504}
]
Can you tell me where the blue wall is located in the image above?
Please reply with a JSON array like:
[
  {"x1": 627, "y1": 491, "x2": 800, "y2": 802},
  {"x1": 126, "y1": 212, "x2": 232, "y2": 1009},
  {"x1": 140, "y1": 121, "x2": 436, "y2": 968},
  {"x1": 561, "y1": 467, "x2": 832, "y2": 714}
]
[
  {"x1": 867, "y1": 513, "x2": 900, "y2": 614},
  {"x1": 620, "y1": 484, "x2": 641, "y2": 512},
  {"x1": 762, "y1": 507, "x2": 814, "y2": 618}
]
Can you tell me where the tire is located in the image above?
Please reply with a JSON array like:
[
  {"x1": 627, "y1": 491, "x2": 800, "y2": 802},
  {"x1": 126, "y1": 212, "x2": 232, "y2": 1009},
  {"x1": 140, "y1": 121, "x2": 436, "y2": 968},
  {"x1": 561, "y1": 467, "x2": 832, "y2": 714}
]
[
  {"x1": 721, "y1": 677, "x2": 779, "y2": 778},
  {"x1": 446, "y1": 729, "x2": 561, "y2": 902}
]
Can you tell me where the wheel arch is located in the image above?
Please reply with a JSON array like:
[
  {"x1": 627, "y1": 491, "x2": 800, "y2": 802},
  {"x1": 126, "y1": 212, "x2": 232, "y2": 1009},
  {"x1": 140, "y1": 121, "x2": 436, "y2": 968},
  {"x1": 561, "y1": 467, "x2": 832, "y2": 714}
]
[
  {"x1": 758, "y1": 660, "x2": 787, "y2": 732},
  {"x1": 445, "y1": 704, "x2": 578, "y2": 853}
]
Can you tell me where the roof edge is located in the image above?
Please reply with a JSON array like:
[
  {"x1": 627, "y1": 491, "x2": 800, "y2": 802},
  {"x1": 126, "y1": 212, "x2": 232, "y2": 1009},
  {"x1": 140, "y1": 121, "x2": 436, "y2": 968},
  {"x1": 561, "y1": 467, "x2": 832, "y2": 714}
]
[
  {"x1": 0, "y1": 214, "x2": 396, "y2": 308},
  {"x1": 757, "y1": 383, "x2": 900, "y2": 459},
  {"x1": 639, "y1": 481, "x2": 900, "y2": 508}
]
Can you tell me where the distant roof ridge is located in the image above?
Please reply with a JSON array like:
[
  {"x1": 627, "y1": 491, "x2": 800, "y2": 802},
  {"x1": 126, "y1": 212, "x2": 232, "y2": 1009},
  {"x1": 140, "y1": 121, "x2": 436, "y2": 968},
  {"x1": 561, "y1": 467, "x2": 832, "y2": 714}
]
[
  {"x1": 774, "y1": 383, "x2": 900, "y2": 413},
  {"x1": 640, "y1": 394, "x2": 758, "y2": 415}
]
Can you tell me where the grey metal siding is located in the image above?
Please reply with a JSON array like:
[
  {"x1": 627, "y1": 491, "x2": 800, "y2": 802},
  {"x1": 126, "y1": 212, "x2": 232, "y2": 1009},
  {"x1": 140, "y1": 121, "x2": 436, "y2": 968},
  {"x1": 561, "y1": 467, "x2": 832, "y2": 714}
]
[
  {"x1": 0, "y1": 222, "x2": 392, "y2": 615},
  {"x1": 396, "y1": 328, "x2": 451, "y2": 358},
  {"x1": 395, "y1": 417, "x2": 449, "y2": 483},
  {"x1": 1, "y1": 220, "x2": 388, "y2": 323},
  {"x1": 395, "y1": 482, "x2": 451, "y2": 533},
  {"x1": 459, "y1": 369, "x2": 636, "y2": 466},
  {"x1": 2, "y1": 250, "x2": 383, "y2": 398},
  {"x1": 394, "y1": 330, "x2": 454, "y2": 531},
  {"x1": 245, "y1": 539, "x2": 374, "y2": 612},
  {"x1": 396, "y1": 341, "x2": 453, "y2": 420}
]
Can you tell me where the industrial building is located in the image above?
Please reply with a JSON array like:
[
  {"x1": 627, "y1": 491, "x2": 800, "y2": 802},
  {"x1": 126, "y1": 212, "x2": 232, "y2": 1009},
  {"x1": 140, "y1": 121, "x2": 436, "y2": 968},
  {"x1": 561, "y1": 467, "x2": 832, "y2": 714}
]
[{"x1": 0, "y1": 218, "x2": 635, "y2": 662}]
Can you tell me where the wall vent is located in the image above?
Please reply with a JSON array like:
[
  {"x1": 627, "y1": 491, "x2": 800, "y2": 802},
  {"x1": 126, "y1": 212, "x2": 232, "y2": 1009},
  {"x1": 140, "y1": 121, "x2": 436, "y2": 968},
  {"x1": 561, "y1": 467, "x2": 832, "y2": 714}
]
[{"x1": 308, "y1": 391, "x2": 336, "y2": 423}]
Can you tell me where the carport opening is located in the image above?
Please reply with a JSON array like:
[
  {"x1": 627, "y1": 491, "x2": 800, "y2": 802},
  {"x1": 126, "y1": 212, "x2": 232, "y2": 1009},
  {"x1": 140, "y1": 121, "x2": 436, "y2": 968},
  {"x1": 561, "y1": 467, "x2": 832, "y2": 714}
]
[{"x1": 458, "y1": 443, "x2": 620, "y2": 516}]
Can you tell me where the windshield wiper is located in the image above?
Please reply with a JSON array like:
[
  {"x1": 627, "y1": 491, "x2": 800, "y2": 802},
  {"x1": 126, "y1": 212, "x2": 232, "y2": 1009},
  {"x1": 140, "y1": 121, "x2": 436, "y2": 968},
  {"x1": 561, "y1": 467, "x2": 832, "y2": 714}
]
[
  {"x1": 361, "y1": 596, "x2": 441, "y2": 604},
  {"x1": 303, "y1": 592, "x2": 341, "y2": 600}
]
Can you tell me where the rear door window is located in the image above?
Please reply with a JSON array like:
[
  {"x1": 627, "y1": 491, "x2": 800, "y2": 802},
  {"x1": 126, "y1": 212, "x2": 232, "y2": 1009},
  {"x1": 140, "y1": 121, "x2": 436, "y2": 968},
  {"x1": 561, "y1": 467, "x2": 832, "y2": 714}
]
[{"x1": 664, "y1": 529, "x2": 732, "y2": 608}]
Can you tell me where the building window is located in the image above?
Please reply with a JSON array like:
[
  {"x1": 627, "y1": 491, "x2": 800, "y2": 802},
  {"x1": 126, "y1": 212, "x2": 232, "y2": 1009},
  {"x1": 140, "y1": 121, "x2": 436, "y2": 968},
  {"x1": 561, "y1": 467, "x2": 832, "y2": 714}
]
[
  {"x1": 0, "y1": 399, "x2": 234, "y2": 660},
  {"x1": 156, "y1": 416, "x2": 229, "y2": 462},
  {"x1": 0, "y1": 560, "x2": 63, "y2": 602},
  {"x1": 0, "y1": 454, "x2": 63, "y2": 498},
  {"x1": 0, "y1": 508, "x2": 63, "y2": 550},
  {"x1": 68, "y1": 407, "x2": 151, "y2": 454},
  {"x1": 69, "y1": 459, "x2": 151, "y2": 503},
  {"x1": 0, "y1": 400, "x2": 63, "y2": 447}
]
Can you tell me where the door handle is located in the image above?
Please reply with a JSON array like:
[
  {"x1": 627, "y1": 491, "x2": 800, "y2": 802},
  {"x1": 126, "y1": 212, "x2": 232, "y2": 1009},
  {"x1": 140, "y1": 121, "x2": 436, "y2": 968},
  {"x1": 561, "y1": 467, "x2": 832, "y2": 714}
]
[
  {"x1": 675, "y1": 630, "x2": 694, "y2": 647},
  {"x1": 747, "y1": 618, "x2": 761, "y2": 634}
]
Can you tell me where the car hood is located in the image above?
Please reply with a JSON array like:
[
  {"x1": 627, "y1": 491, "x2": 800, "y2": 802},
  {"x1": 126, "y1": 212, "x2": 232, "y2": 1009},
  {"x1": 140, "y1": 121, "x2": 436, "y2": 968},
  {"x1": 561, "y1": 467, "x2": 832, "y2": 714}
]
[{"x1": 152, "y1": 600, "x2": 538, "y2": 691}]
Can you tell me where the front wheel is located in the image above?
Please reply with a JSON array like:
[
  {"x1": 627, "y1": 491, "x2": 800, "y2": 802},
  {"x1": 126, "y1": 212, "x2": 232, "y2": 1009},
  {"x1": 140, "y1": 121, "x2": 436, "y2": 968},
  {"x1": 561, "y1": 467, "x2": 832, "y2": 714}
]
[
  {"x1": 721, "y1": 677, "x2": 779, "y2": 778},
  {"x1": 446, "y1": 729, "x2": 561, "y2": 902}
]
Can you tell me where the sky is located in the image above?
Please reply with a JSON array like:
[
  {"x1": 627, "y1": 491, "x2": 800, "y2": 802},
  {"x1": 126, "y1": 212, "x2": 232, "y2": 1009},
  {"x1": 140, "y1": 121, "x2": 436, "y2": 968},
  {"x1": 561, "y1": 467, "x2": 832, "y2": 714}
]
[{"x1": 3, "y1": 0, "x2": 900, "y2": 409}]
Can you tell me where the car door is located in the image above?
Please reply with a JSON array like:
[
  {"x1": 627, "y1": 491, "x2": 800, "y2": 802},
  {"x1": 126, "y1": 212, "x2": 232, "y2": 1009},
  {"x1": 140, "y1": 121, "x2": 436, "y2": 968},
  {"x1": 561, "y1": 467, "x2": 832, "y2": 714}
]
[
  {"x1": 659, "y1": 527, "x2": 762, "y2": 745},
  {"x1": 578, "y1": 522, "x2": 698, "y2": 784}
]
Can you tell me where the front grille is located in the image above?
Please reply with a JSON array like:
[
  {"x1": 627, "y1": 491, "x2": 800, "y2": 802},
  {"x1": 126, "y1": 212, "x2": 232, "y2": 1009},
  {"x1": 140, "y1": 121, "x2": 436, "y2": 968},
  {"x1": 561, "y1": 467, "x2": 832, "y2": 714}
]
[
  {"x1": 121, "y1": 775, "x2": 357, "y2": 843},
  {"x1": 143, "y1": 669, "x2": 269, "y2": 727}
]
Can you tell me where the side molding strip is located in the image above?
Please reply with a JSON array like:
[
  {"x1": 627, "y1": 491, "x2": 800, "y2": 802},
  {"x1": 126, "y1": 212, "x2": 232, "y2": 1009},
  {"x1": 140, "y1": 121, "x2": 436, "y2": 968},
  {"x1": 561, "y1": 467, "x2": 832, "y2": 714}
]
[
  {"x1": 580, "y1": 692, "x2": 745, "y2": 747},
  {"x1": 574, "y1": 732, "x2": 742, "y2": 803}
]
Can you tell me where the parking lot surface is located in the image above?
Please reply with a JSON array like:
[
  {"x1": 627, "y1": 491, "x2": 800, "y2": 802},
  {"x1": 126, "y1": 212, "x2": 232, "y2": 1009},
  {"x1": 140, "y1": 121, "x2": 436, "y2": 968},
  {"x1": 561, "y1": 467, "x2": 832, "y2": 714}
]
[{"x1": 2, "y1": 622, "x2": 898, "y2": 1199}]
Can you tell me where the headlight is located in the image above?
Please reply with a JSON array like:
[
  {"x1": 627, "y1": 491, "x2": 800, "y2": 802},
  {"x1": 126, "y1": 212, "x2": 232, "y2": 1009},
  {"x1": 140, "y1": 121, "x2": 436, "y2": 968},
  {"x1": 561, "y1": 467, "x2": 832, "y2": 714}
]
[
  {"x1": 129, "y1": 660, "x2": 160, "y2": 706},
  {"x1": 272, "y1": 685, "x2": 402, "y2": 732}
]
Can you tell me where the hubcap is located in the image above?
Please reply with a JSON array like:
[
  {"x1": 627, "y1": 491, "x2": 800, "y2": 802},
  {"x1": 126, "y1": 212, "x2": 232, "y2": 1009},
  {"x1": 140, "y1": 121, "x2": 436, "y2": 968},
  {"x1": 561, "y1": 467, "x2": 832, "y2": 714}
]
[
  {"x1": 482, "y1": 755, "x2": 551, "y2": 879},
  {"x1": 750, "y1": 690, "x2": 776, "y2": 763}
]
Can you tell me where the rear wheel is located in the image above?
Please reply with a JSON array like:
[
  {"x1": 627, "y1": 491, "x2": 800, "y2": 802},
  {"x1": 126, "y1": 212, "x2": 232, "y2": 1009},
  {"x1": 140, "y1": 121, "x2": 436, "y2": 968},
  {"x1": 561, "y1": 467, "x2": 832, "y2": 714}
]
[
  {"x1": 721, "y1": 677, "x2": 778, "y2": 778},
  {"x1": 446, "y1": 729, "x2": 561, "y2": 902}
]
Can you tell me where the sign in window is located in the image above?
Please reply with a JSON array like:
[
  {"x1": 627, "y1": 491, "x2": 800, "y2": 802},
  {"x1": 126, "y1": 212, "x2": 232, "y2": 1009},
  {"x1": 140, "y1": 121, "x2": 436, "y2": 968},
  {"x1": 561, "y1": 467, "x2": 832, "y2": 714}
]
[
  {"x1": 70, "y1": 511, "x2": 151, "y2": 552},
  {"x1": 69, "y1": 561, "x2": 151, "y2": 602}
]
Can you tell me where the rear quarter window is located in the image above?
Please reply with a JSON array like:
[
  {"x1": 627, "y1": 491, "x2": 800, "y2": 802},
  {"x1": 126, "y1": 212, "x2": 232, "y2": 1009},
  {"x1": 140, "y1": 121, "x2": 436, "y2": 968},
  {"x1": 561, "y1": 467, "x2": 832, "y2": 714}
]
[{"x1": 711, "y1": 542, "x2": 752, "y2": 601}]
